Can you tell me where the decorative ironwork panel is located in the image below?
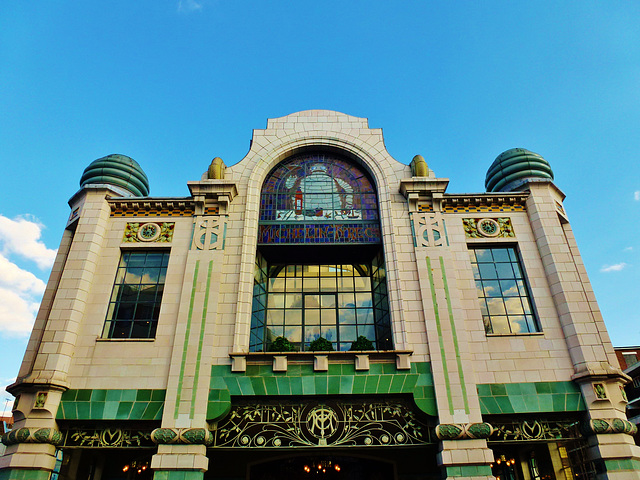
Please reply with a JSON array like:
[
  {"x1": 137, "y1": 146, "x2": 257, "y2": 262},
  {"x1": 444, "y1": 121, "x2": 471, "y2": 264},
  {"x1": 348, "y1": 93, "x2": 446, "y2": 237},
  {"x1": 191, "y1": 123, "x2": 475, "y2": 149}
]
[
  {"x1": 489, "y1": 418, "x2": 582, "y2": 442},
  {"x1": 60, "y1": 426, "x2": 155, "y2": 448},
  {"x1": 212, "y1": 399, "x2": 434, "y2": 448}
]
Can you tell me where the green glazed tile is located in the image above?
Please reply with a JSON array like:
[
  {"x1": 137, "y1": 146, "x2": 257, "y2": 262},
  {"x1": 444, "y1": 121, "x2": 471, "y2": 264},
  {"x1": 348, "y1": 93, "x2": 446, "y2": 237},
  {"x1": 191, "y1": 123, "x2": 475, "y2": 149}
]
[
  {"x1": 287, "y1": 364, "x2": 302, "y2": 376},
  {"x1": 300, "y1": 364, "x2": 314, "y2": 376},
  {"x1": 523, "y1": 395, "x2": 540, "y2": 412},
  {"x1": 121, "y1": 390, "x2": 136, "y2": 401},
  {"x1": 136, "y1": 389, "x2": 152, "y2": 401},
  {"x1": 352, "y1": 376, "x2": 367, "y2": 394},
  {"x1": 327, "y1": 376, "x2": 340, "y2": 394},
  {"x1": 364, "y1": 376, "x2": 379, "y2": 394},
  {"x1": 509, "y1": 396, "x2": 526, "y2": 413},
  {"x1": 389, "y1": 374, "x2": 405, "y2": 393},
  {"x1": 505, "y1": 383, "x2": 522, "y2": 396},
  {"x1": 340, "y1": 363, "x2": 355, "y2": 375},
  {"x1": 130, "y1": 402, "x2": 148, "y2": 419},
  {"x1": 210, "y1": 376, "x2": 226, "y2": 389},
  {"x1": 91, "y1": 389, "x2": 107, "y2": 402},
  {"x1": 61, "y1": 389, "x2": 77, "y2": 401},
  {"x1": 210, "y1": 365, "x2": 227, "y2": 376},
  {"x1": 476, "y1": 384, "x2": 491, "y2": 396},
  {"x1": 276, "y1": 377, "x2": 291, "y2": 395},
  {"x1": 495, "y1": 396, "x2": 514, "y2": 414},
  {"x1": 264, "y1": 377, "x2": 278, "y2": 395},
  {"x1": 381, "y1": 363, "x2": 396, "y2": 374},
  {"x1": 368, "y1": 364, "x2": 383, "y2": 375},
  {"x1": 250, "y1": 378, "x2": 267, "y2": 396},
  {"x1": 327, "y1": 364, "x2": 341, "y2": 375},
  {"x1": 237, "y1": 376, "x2": 255, "y2": 395},
  {"x1": 208, "y1": 390, "x2": 220, "y2": 401},
  {"x1": 490, "y1": 384, "x2": 507, "y2": 396},
  {"x1": 225, "y1": 377, "x2": 241, "y2": 396},
  {"x1": 77, "y1": 402, "x2": 91, "y2": 419},
  {"x1": 535, "y1": 382, "x2": 552, "y2": 394},
  {"x1": 76, "y1": 389, "x2": 92, "y2": 402},
  {"x1": 116, "y1": 401, "x2": 133, "y2": 419},
  {"x1": 245, "y1": 365, "x2": 260, "y2": 376},
  {"x1": 551, "y1": 394, "x2": 566, "y2": 411},
  {"x1": 301, "y1": 376, "x2": 315, "y2": 394},
  {"x1": 414, "y1": 362, "x2": 430, "y2": 374},
  {"x1": 105, "y1": 390, "x2": 122, "y2": 401},
  {"x1": 538, "y1": 394, "x2": 553, "y2": 412},
  {"x1": 90, "y1": 402, "x2": 105, "y2": 420},
  {"x1": 520, "y1": 383, "x2": 537, "y2": 396},
  {"x1": 314, "y1": 376, "x2": 328, "y2": 394},
  {"x1": 403, "y1": 374, "x2": 418, "y2": 390},
  {"x1": 377, "y1": 375, "x2": 392, "y2": 393},
  {"x1": 151, "y1": 390, "x2": 166, "y2": 401},
  {"x1": 339, "y1": 375, "x2": 354, "y2": 394},
  {"x1": 289, "y1": 376, "x2": 303, "y2": 394},
  {"x1": 103, "y1": 401, "x2": 119, "y2": 418}
]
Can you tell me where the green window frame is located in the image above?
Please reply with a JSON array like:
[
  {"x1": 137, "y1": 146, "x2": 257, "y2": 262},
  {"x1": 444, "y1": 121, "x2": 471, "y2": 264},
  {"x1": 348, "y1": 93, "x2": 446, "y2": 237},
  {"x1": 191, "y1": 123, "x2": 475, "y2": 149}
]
[
  {"x1": 469, "y1": 246, "x2": 539, "y2": 335},
  {"x1": 102, "y1": 250, "x2": 169, "y2": 339}
]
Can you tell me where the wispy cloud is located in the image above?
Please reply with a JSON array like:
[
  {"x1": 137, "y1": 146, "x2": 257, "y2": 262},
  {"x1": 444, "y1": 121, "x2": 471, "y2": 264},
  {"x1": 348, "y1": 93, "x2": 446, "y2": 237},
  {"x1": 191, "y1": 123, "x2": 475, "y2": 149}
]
[
  {"x1": 0, "y1": 215, "x2": 56, "y2": 269},
  {"x1": 624, "y1": 246, "x2": 633, "y2": 252},
  {"x1": 178, "y1": 0, "x2": 202, "y2": 12},
  {"x1": 600, "y1": 263, "x2": 628, "y2": 273},
  {"x1": 0, "y1": 381, "x2": 15, "y2": 417},
  {"x1": 635, "y1": 191, "x2": 640, "y2": 201}
]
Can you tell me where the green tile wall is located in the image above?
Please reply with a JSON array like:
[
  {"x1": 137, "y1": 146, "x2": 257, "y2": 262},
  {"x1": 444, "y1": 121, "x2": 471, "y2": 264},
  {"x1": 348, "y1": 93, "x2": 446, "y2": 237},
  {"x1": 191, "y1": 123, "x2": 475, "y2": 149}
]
[
  {"x1": 605, "y1": 458, "x2": 640, "y2": 472},
  {"x1": 153, "y1": 471, "x2": 204, "y2": 480},
  {"x1": 477, "y1": 382, "x2": 586, "y2": 414},
  {"x1": 57, "y1": 389, "x2": 165, "y2": 420},
  {"x1": 207, "y1": 362, "x2": 437, "y2": 420},
  {"x1": 446, "y1": 465, "x2": 493, "y2": 477},
  {"x1": 0, "y1": 469, "x2": 51, "y2": 480}
]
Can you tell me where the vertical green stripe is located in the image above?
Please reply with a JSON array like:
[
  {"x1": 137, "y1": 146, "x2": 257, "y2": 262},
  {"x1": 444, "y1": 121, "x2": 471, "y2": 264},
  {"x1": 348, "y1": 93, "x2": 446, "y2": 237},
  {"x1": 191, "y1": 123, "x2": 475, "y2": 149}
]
[
  {"x1": 442, "y1": 218, "x2": 450, "y2": 246},
  {"x1": 175, "y1": 260, "x2": 200, "y2": 419},
  {"x1": 440, "y1": 257, "x2": 470, "y2": 414},
  {"x1": 409, "y1": 214, "x2": 417, "y2": 247},
  {"x1": 191, "y1": 260, "x2": 213, "y2": 416},
  {"x1": 426, "y1": 257, "x2": 454, "y2": 415}
]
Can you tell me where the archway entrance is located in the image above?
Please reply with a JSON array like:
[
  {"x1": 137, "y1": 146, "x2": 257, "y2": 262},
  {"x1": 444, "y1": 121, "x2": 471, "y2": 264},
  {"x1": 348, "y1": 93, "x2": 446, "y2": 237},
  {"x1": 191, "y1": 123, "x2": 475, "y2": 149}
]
[{"x1": 248, "y1": 454, "x2": 394, "y2": 480}]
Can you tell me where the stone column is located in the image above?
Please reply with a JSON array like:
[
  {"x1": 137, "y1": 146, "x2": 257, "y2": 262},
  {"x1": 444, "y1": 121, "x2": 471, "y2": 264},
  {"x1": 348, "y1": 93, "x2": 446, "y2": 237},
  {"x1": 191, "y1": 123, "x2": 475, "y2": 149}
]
[
  {"x1": 1, "y1": 186, "x2": 113, "y2": 478},
  {"x1": 525, "y1": 181, "x2": 640, "y2": 479}
]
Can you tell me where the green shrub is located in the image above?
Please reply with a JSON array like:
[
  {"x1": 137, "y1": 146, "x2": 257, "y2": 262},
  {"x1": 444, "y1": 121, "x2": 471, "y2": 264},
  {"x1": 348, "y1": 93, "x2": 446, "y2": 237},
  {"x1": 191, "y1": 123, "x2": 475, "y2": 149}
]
[
  {"x1": 349, "y1": 336, "x2": 374, "y2": 351},
  {"x1": 308, "y1": 336, "x2": 334, "y2": 351},
  {"x1": 268, "y1": 336, "x2": 297, "y2": 352}
]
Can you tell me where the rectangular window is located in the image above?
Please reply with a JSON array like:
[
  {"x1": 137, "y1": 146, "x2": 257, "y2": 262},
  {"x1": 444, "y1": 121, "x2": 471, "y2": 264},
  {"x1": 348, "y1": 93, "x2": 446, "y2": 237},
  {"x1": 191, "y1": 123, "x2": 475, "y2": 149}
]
[
  {"x1": 102, "y1": 251, "x2": 169, "y2": 339},
  {"x1": 469, "y1": 246, "x2": 539, "y2": 335},
  {"x1": 623, "y1": 353, "x2": 639, "y2": 368}
]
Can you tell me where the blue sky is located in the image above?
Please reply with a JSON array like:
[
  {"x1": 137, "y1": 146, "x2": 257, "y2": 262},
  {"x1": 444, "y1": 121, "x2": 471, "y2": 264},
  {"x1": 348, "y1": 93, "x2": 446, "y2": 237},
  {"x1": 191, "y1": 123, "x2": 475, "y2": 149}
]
[{"x1": 1, "y1": 2, "x2": 639, "y2": 413}]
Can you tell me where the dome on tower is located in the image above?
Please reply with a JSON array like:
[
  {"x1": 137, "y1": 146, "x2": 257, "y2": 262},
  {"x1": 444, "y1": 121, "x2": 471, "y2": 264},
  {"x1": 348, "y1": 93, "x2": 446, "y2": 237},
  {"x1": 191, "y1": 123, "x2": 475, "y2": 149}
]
[
  {"x1": 79, "y1": 154, "x2": 150, "y2": 197},
  {"x1": 485, "y1": 148, "x2": 553, "y2": 192}
]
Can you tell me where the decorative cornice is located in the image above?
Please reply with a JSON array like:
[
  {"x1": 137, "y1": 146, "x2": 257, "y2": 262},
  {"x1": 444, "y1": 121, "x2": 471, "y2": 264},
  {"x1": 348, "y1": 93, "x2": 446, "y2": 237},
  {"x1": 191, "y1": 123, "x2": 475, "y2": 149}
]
[
  {"x1": 582, "y1": 418, "x2": 638, "y2": 437},
  {"x1": 151, "y1": 428, "x2": 213, "y2": 446},
  {"x1": 109, "y1": 198, "x2": 195, "y2": 217},
  {"x1": 441, "y1": 193, "x2": 528, "y2": 208},
  {"x1": 2, "y1": 428, "x2": 63, "y2": 446},
  {"x1": 435, "y1": 423, "x2": 493, "y2": 440}
]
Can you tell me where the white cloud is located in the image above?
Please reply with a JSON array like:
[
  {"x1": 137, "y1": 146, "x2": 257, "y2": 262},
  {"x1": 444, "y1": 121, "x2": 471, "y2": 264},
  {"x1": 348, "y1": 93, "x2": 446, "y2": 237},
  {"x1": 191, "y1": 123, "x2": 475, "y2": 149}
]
[
  {"x1": 0, "y1": 382, "x2": 15, "y2": 417},
  {"x1": 0, "y1": 287, "x2": 39, "y2": 335},
  {"x1": 0, "y1": 215, "x2": 56, "y2": 269},
  {"x1": 0, "y1": 254, "x2": 46, "y2": 295},
  {"x1": 624, "y1": 246, "x2": 633, "y2": 252},
  {"x1": 600, "y1": 263, "x2": 628, "y2": 273},
  {"x1": 178, "y1": 0, "x2": 202, "y2": 12},
  {"x1": 635, "y1": 191, "x2": 640, "y2": 201}
]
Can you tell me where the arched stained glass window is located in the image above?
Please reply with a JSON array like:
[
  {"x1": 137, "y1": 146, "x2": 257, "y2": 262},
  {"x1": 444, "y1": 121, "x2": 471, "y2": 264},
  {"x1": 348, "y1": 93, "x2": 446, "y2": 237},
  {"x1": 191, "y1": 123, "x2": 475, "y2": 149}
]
[
  {"x1": 258, "y1": 153, "x2": 381, "y2": 244},
  {"x1": 251, "y1": 152, "x2": 392, "y2": 352}
]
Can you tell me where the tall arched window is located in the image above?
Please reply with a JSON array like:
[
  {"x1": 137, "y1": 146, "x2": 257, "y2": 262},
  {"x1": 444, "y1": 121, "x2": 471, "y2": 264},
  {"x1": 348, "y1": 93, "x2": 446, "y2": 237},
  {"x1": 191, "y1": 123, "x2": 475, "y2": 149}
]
[{"x1": 250, "y1": 152, "x2": 392, "y2": 352}]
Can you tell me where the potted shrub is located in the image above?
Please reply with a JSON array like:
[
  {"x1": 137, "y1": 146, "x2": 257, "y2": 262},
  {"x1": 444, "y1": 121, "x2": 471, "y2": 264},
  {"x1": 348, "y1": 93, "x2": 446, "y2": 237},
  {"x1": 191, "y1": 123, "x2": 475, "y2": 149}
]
[
  {"x1": 268, "y1": 336, "x2": 297, "y2": 352},
  {"x1": 350, "y1": 336, "x2": 374, "y2": 351},
  {"x1": 309, "y1": 336, "x2": 334, "y2": 352}
]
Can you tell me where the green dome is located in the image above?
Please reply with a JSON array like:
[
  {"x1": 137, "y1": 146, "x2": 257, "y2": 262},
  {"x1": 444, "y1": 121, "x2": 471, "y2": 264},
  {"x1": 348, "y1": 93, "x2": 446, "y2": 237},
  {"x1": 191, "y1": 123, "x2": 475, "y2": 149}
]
[
  {"x1": 80, "y1": 154, "x2": 149, "y2": 197},
  {"x1": 485, "y1": 148, "x2": 554, "y2": 192}
]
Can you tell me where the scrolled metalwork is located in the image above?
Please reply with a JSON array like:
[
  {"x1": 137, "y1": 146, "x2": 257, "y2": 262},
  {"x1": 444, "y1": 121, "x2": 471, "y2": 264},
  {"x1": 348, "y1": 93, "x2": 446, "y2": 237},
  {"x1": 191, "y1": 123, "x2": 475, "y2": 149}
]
[
  {"x1": 211, "y1": 399, "x2": 434, "y2": 448},
  {"x1": 59, "y1": 427, "x2": 154, "y2": 448},
  {"x1": 490, "y1": 419, "x2": 581, "y2": 442}
]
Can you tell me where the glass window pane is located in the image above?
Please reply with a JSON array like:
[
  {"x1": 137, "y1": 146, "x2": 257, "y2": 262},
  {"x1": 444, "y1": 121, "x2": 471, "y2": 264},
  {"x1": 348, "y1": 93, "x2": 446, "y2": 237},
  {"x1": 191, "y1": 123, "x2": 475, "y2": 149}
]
[
  {"x1": 500, "y1": 280, "x2": 518, "y2": 296},
  {"x1": 338, "y1": 293, "x2": 355, "y2": 308},
  {"x1": 285, "y1": 309, "x2": 302, "y2": 324},
  {"x1": 305, "y1": 326, "x2": 320, "y2": 343},
  {"x1": 496, "y1": 263, "x2": 515, "y2": 279},
  {"x1": 285, "y1": 293, "x2": 303, "y2": 308},
  {"x1": 475, "y1": 249, "x2": 493, "y2": 262},
  {"x1": 492, "y1": 249, "x2": 510, "y2": 262},
  {"x1": 482, "y1": 280, "x2": 501, "y2": 297},
  {"x1": 125, "y1": 268, "x2": 144, "y2": 284},
  {"x1": 356, "y1": 293, "x2": 372, "y2": 308},
  {"x1": 305, "y1": 295, "x2": 320, "y2": 308},
  {"x1": 268, "y1": 294, "x2": 285, "y2": 308},
  {"x1": 358, "y1": 324, "x2": 375, "y2": 340},
  {"x1": 270, "y1": 278, "x2": 286, "y2": 292},
  {"x1": 305, "y1": 309, "x2": 320, "y2": 325},
  {"x1": 489, "y1": 316, "x2": 510, "y2": 334},
  {"x1": 320, "y1": 326, "x2": 336, "y2": 342},
  {"x1": 478, "y1": 263, "x2": 497, "y2": 279},
  {"x1": 304, "y1": 278, "x2": 319, "y2": 292},
  {"x1": 285, "y1": 326, "x2": 302, "y2": 343},
  {"x1": 339, "y1": 309, "x2": 356, "y2": 324},
  {"x1": 320, "y1": 277, "x2": 336, "y2": 292},
  {"x1": 340, "y1": 326, "x2": 357, "y2": 342},
  {"x1": 266, "y1": 310, "x2": 284, "y2": 326},
  {"x1": 321, "y1": 309, "x2": 336, "y2": 325},
  {"x1": 134, "y1": 303, "x2": 154, "y2": 320},
  {"x1": 486, "y1": 298, "x2": 506, "y2": 316},
  {"x1": 354, "y1": 277, "x2": 371, "y2": 291},
  {"x1": 505, "y1": 298, "x2": 524, "y2": 315},
  {"x1": 320, "y1": 295, "x2": 336, "y2": 308},
  {"x1": 357, "y1": 308, "x2": 374, "y2": 324}
]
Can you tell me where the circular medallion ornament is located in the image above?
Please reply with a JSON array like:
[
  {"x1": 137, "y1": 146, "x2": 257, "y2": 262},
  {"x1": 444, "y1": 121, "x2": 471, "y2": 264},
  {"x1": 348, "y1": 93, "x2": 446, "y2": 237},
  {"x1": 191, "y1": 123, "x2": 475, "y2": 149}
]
[
  {"x1": 477, "y1": 218, "x2": 500, "y2": 238},
  {"x1": 240, "y1": 436, "x2": 250, "y2": 445},
  {"x1": 306, "y1": 405, "x2": 338, "y2": 439},
  {"x1": 138, "y1": 223, "x2": 161, "y2": 242}
]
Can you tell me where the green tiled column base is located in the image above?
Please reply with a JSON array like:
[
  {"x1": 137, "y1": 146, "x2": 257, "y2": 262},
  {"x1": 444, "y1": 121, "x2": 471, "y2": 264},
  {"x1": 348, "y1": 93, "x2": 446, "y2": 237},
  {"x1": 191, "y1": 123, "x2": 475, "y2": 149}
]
[
  {"x1": 477, "y1": 381, "x2": 586, "y2": 414},
  {"x1": 0, "y1": 469, "x2": 52, "y2": 480},
  {"x1": 445, "y1": 465, "x2": 493, "y2": 477},
  {"x1": 605, "y1": 458, "x2": 640, "y2": 472},
  {"x1": 208, "y1": 362, "x2": 437, "y2": 420},
  {"x1": 153, "y1": 470, "x2": 204, "y2": 480},
  {"x1": 58, "y1": 389, "x2": 165, "y2": 420}
]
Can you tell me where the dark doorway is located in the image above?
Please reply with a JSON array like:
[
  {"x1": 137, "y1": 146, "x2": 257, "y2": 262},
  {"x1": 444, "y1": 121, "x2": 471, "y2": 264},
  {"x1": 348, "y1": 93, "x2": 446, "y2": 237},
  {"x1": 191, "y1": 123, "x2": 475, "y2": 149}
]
[{"x1": 249, "y1": 455, "x2": 394, "y2": 480}]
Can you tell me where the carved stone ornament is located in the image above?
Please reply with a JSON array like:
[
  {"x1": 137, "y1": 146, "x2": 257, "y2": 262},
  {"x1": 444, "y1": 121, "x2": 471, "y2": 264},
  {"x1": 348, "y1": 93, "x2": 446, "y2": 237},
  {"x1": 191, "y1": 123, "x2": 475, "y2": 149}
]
[
  {"x1": 463, "y1": 217, "x2": 515, "y2": 238},
  {"x1": 60, "y1": 427, "x2": 154, "y2": 448},
  {"x1": 582, "y1": 418, "x2": 638, "y2": 437},
  {"x1": 435, "y1": 422, "x2": 493, "y2": 440},
  {"x1": 212, "y1": 399, "x2": 434, "y2": 448},
  {"x1": 191, "y1": 216, "x2": 226, "y2": 250},
  {"x1": 593, "y1": 383, "x2": 608, "y2": 400},
  {"x1": 123, "y1": 222, "x2": 175, "y2": 243},
  {"x1": 34, "y1": 391, "x2": 48, "y2": 408},
  {"x1": 2, "y1": 428, "x2": 63, "y2": 446},
  {"x1": 620, "y1": 385, "x2": 628, "y2": 402},
  {"x1": 411, "y1": 213, "x2": 448, "y2": 247},
  {"x1": 151, "y1": 428, "x2": 214, "y2": 446}
]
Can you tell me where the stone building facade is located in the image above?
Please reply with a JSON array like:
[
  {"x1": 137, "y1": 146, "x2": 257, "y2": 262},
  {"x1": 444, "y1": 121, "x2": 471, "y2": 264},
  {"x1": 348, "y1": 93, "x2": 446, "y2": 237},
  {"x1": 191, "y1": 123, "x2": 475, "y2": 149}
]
[{"x1": 1, "y1": 110, "x2": 639, "y2": 479}]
